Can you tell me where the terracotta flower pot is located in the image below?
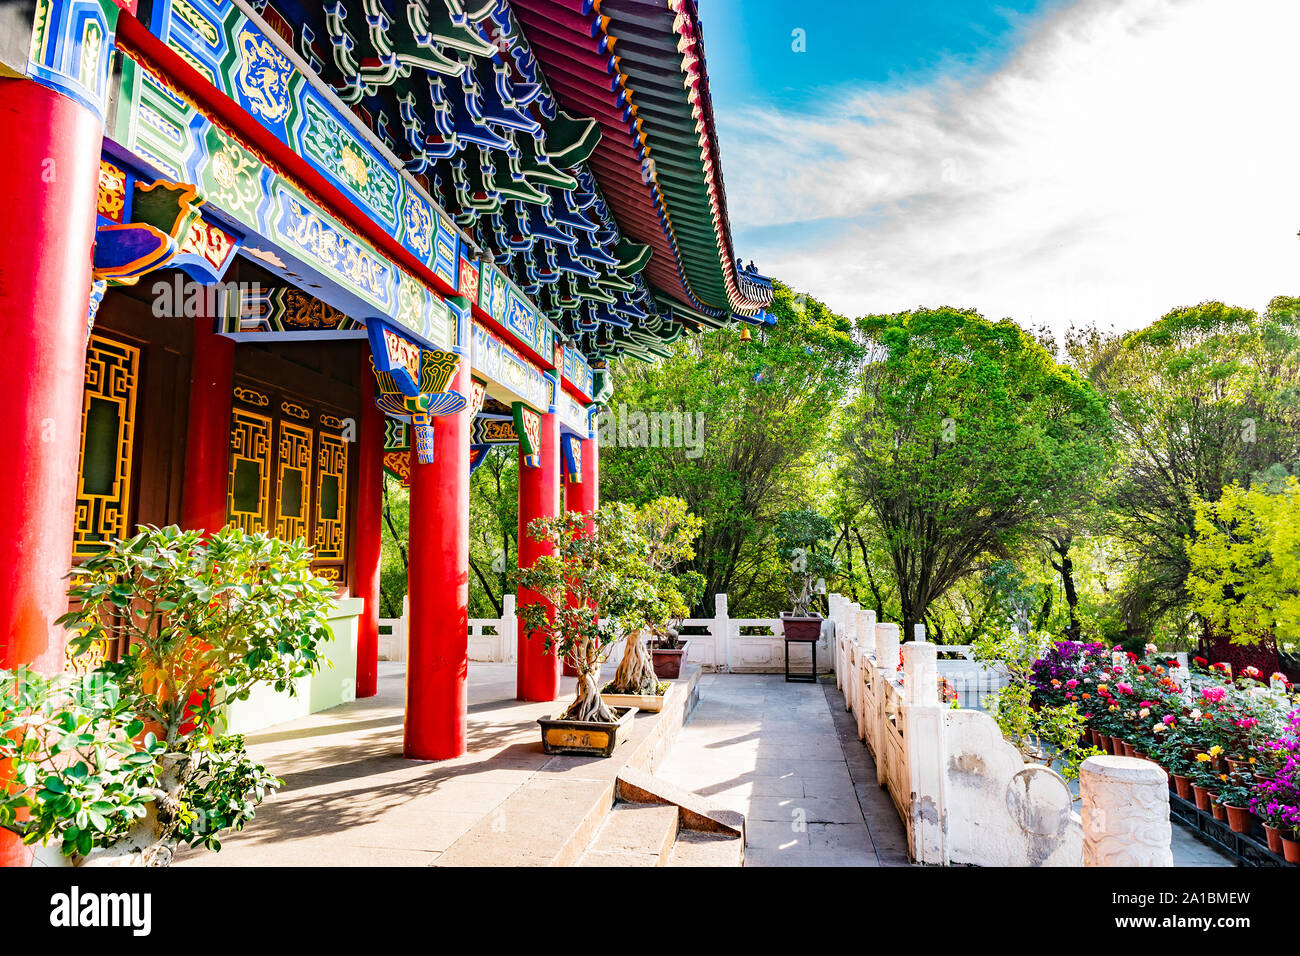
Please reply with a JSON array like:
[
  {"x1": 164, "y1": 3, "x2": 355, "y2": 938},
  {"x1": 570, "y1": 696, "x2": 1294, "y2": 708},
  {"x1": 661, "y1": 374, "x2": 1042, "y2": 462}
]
[
  {"x1": 1134, "y1": 750, "x2": 1149, "y2": 761},
  {"x1": 649, "y1": 640, "x2": 690, "y2": 680},
  {"x1": 779, "y1": 612, "x2": 823, "y2": 642},
  {"x1": 1191, "y1": 784, "x2": 1211, "y2": 811},
  {"x1": 1172, "y1": 774, "x2": 1193, "y2": 800},
  {"x1": 1264, "y1": 824, "x2": 1284, "y2": 854},
  {"x1": 1210, "y1": 799, "x2": 1227, "y2": 822},
  {"x1": 1283, "y1": 836, "x2": 1300, "y2": 865},
  {"x1": 1224, "y1": 805, "x2": 1252, "y2": 834},
  {"x1": 1122, "y1": 742, "x2": 1137, "y2": 758},
  {"x1": 1090, "y1": 728, "x2": 1104, "y2": 748}
]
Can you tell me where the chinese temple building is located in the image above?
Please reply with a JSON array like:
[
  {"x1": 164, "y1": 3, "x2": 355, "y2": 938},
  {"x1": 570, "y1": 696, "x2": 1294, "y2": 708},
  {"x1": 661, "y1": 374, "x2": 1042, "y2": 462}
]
[{"x1": 0, "y1": 0, "x2": 772, "y2": 832}]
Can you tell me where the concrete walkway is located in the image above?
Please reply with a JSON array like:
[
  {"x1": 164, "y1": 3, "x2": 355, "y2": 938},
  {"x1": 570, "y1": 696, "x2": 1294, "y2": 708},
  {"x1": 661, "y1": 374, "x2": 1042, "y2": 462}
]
[{"x1": 655, "y1": 673, "x2": 912, "y2": 866}]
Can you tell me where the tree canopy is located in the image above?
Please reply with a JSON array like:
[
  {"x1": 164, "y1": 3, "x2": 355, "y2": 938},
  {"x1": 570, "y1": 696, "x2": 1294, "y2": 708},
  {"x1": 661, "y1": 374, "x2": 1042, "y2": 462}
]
[{"x1": 838, "y1": 307, "x2": 1112, "y2": 636}]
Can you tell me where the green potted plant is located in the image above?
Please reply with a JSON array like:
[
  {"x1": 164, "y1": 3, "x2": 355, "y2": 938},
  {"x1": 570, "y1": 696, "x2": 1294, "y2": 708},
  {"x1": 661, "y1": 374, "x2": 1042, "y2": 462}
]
[
  {"x1": 1214, "y1": 771, "x2": 1257, "y2": 834},
  {"x1": 516, "y1": 506, "x2": 665, "y2": 754},
  {"x1": 604, "y1": 498, "x2": 705, "y2": 685},
  {"x1": 1188, "y1": 748, "x2": 1225, "y2": 813},
  {"x1": 6, "y1": 525, "x2": 335, "y2": 865},
  {"x1": 973, "y1": 627, "x2": 1100, "y2": 787},
  {"x1": 1152, "y1": 725, "x2": 1194, "y2": 800},
  {"x1": 0, "y1": 667, "x2": 165, "y2": 864},
  {"x1": 775, "y1": 509, "x2": 839, "y2": 641}
]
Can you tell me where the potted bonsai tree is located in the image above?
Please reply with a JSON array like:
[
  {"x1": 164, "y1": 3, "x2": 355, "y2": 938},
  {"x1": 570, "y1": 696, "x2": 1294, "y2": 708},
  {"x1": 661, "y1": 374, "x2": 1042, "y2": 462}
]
[
  {"x1": 776, "y1": 509, "x2": 839, "y2": 641},
  {"x1": 1, "y1": 524, "x2": 336, "y2": 866},
  {"x1": 516, "y1": 506, "x2": 654, "y2": 755},
  {"x1": 605, "y1": 497, "x2": 705, "y2": 687}
]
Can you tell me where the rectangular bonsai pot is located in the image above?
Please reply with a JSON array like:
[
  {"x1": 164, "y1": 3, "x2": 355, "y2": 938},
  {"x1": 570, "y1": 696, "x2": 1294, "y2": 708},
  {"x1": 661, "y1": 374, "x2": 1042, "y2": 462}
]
[
  {"x1": 601, "y1": 691, "x2": 666, "y2": 713},
  {"x1": 538, "y1": 706, "x2": 638, "y2": 757},
  {"x1": 780, "y1": 612, "x2": 824, "y2": 642},
  {"x1": 650, "y1": 639, "x2": 690, "y2": 679}
]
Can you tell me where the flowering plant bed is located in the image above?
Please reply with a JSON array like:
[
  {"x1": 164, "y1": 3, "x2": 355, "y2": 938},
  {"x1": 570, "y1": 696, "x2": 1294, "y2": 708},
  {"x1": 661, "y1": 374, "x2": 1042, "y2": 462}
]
[{"x1": 1031, "y1": 636, "x2": 1300, "y2": 865}]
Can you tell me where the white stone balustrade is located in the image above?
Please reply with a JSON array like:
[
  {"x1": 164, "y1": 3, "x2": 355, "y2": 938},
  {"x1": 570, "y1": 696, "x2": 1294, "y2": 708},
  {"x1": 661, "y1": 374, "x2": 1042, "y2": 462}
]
[
  {"x1": 382, "y1": 591, "x2": 833, "y2": 674},
  {"x1": 824, "y1": 592, "x2": 1171, "y2": 868},
  {"x1": 855, "y1": 607, "x2": 876, "y2": 741}
]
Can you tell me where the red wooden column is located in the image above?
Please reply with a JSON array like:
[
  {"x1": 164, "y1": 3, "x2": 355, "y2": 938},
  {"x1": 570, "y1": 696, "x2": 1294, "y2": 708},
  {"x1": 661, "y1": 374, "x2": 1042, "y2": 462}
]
[
  {"x1": 561, "y1": 432, "x2": 599, "y2": 677},
  {"x1": 516, "y1": 406, "x2": 561, "y2": 701},
  {"x1": 180, "y1": 319, "x2": 235, "y2": 532},
  {"x1": 0, "y1": 78, "x2": 104, "y2": 867},
  {"x1": 575, "y1": 432, "x2": 599, "y2": 515},
  {"x1": 404, "y1": 360, "x2": 470, "y2": 758},
  {"x1": 353, "y1": 356, "x2": 383, "y2": 699}
]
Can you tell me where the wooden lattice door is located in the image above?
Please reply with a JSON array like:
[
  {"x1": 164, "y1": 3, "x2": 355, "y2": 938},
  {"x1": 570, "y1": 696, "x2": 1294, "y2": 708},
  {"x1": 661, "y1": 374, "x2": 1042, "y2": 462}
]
[{"x1": 227, "y1": 382, "x2": 351, "y2": 585}]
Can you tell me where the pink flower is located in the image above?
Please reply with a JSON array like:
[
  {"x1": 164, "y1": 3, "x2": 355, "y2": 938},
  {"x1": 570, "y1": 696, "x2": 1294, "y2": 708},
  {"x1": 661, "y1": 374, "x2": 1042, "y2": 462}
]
[
  {"x1": 1163, "y1": 715, "x2": 1176, "y2": 725},
  {"x1": 1066, "y1": 679, "x2": 1079, "y2": 688},
  {"x1": 1116, "y1": 682, "x2": 1133, "y2": 695},
  {"x1": 1201, "y1": 687, "x2": 1226, "y2": 704}
]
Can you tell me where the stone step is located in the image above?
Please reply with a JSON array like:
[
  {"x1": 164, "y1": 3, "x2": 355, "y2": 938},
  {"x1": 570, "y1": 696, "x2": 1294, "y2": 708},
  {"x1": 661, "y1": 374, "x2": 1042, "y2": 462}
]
[
  {"x1": 667, "y1": 829, "x2": 745, "y2": 867},
  {"x1": 616, "y1": 767, "x2": 745, "y2": 837},
  {"x1": 578, "y1": 802, "x2": 679, "y2": 867}
]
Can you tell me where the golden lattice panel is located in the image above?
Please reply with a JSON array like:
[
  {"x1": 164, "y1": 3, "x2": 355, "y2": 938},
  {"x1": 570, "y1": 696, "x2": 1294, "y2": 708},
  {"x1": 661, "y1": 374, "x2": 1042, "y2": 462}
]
[
  {"x1": 228, "y1": 408, "x2": 272, "y2": 534},
  {"x1": 275, "y1": 421, "x2": 313, "y2": 543},
  {"x1": 314, "y1": 429, "x2": 348, "y2": 561},
  {"x1": 74, "y1": 335, "x2": 140, "y2": 558}
]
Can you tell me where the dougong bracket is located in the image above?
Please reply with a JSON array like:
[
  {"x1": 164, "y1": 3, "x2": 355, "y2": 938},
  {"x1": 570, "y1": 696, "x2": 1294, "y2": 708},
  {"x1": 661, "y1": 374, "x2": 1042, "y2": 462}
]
[{"x1": 367, "y1": 317, "x2": 466, "y2": 465}]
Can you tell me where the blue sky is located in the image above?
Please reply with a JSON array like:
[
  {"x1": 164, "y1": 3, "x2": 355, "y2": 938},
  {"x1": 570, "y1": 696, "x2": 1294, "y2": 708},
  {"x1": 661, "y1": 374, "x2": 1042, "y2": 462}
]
[
  {"x1": 701, "y1": 0, "x2": 1300, "y2": 334},
  {"x1": 702, "y1": 0, "x2": 1069, "y2": 111}
]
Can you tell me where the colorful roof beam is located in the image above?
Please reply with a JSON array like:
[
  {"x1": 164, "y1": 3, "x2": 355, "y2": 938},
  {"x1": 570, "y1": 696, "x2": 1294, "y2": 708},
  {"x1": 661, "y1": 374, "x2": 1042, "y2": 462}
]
[{"x1": 510, "y1": 0, "x2": 772, "y2": 319}]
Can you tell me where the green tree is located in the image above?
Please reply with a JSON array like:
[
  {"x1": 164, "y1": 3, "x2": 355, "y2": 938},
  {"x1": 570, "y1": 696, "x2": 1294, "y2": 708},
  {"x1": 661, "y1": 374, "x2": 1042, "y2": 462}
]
[
  {"x1": 379, "y1": 474, "x2": 409, "y2": 618},
  {"x1": 1082, "y1": 299, "x2": 1300, "y2": 637},
  {"x1": 469, "y1": 448, "x2": 518, "y2": 616},
  {"x1": 1188, "y1": 477, "x2": 1300, "y2": 648},
  {"x1": 839, "y1": 307, "x2": 1112, "y2": 639},
  {"x1": 601, "y1": 282, "x2": 861, "y2": 615}
]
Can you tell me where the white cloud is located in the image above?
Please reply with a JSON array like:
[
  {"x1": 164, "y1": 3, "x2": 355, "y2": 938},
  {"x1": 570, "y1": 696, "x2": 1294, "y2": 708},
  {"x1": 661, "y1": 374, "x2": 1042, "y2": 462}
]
[{"x1": 721, "y1": 0, "x2": 1300, "y2": 333}]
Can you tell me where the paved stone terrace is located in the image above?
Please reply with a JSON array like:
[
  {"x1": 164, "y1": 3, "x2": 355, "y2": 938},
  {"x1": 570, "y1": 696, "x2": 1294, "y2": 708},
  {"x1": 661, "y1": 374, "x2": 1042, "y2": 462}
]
[
  {"x1": 173, "y1": 662, "x2": 1228, "y2": 867},
  {"x1": 656, "y1": 673, "x2": 912, "y2": 867},
  {"x1": 176, "y1": 662, "x2": 578, "y2": 866}
]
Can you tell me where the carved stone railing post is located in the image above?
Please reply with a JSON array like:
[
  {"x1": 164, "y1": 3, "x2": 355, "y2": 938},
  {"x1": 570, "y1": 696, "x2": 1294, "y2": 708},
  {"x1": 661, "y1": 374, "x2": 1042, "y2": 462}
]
[
  {"x1": 874, "y1": 622, "x2": 900, "y2": 787},
  {"x1": 855, "y1": 608, "x2": 876, "y2": 740},
  {"x1": 713, "y1": 593, "x2": 730, "y2": 673},
  {"x1": 1080, "y1": 756, "x2": 1173, "y2": 866},
  {"x1": 500, "y1": 593, "x2": 517, "y2": 663},
  {"x1": 902, "y1": 639, "x2": 946, "y2": 864},
  {"x1": 843, "y1": 602, "x2": 858, "y2": 711},
  {"x1": 830, "y1": 594, "x2": 843, "y2": 689}
]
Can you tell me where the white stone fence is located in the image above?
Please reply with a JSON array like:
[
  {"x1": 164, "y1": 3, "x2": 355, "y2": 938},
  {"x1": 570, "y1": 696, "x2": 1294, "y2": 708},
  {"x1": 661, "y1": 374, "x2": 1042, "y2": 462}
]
[
  {"x1": 379, "y1": 594, "x2": 519, "y2": 663},
  {"x1": 828, "y1": 593, "x2": 1173, "y2": 867},
  {"x1": 380, "y1": 593, "x2": 834, "y2": 674}
]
